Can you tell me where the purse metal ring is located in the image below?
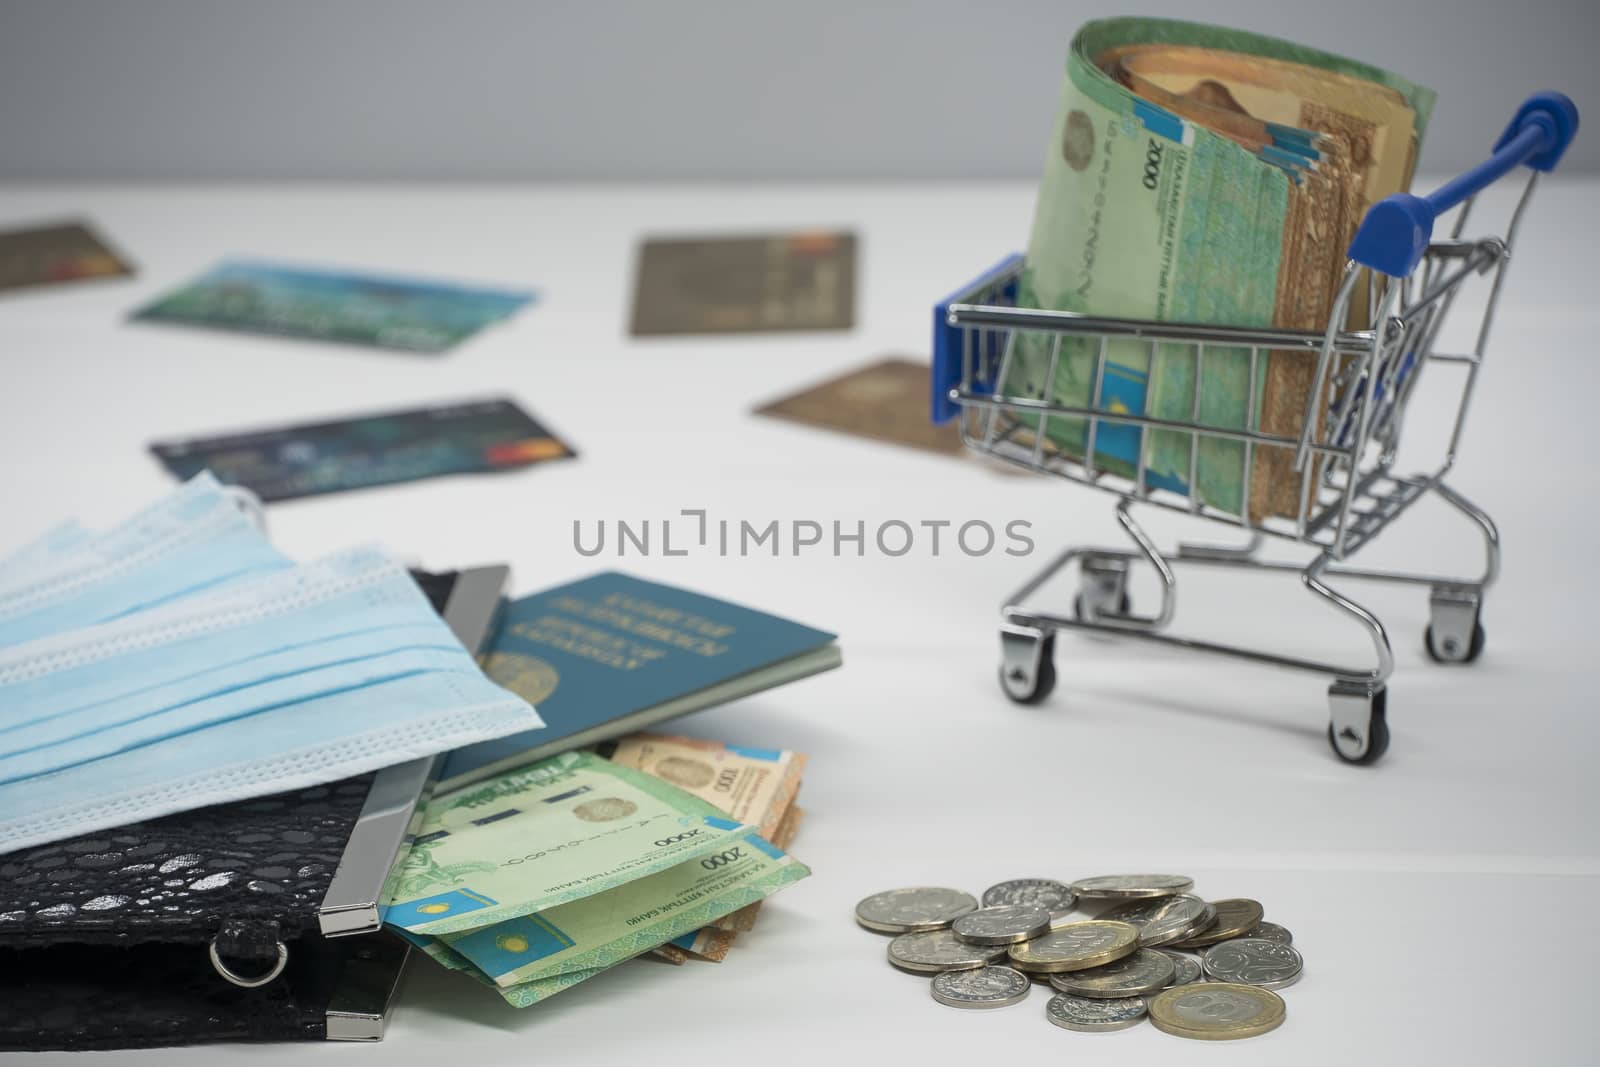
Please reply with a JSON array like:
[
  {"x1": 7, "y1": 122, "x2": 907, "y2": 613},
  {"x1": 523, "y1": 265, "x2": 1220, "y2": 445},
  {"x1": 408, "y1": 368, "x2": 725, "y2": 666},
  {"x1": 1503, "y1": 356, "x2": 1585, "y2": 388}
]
[{"x1": 208, "y1": 937, "x2": 289, "y2": 988}]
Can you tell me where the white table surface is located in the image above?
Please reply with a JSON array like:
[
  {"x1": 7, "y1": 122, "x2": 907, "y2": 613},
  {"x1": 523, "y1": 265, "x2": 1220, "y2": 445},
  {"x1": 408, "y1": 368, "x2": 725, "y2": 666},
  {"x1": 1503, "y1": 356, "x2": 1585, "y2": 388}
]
[{"x1": 0, "y1": 178, "x2": 1595, "y2": 1065}]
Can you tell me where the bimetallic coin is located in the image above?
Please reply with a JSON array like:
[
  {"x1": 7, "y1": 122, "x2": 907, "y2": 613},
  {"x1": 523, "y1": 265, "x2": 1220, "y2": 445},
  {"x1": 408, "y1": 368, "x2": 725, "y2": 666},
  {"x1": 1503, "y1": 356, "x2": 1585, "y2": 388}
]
[
  {"x1": 951, "y1": 904, "x2": 1051, "y2": 946},
  {"x1": 1148, "y1": 982, "x2": 1286, "y2": 1041},
  {"x1": 930, "y1": 965, "x2": 1032, "y2": 1009},
  {"x1": 1248, "y1": 921, "x2": 1293, "y2": 945},
  {"x1": 887, "y1": 929, "x2": 1007, "y2": 974},
  {"x1": 1158, "y1": 949, "x2": 1203, "y2": 986},
  {"x1": 1049, "y1": 948, "x2": 1176, "y2": 998},
  {"x1": 1069, "y1": 874, "x2": 1194, "y2": 901},
  {"x1": 1008, "y1": 920, "x2": 1140, "y2": 974},
  {"x1": 1045, "y1": 993, "x2": 1148, "y2": 1033},
  {"x1": 855, "y1": 887, "x2": 978, "y2": 934},
  {"x1": 1097, "y1": 894, "x2": 1215, "y2": 948},
  {"x1": 982, "y1": 878, "x2": 1077, "y2": 916},
  {"x1": 1202, "y1": 939, "x2": 1304, "y2": 990},
  {"x1": 1171, "y1": 899, "x2": 1265, "y2": 949}
]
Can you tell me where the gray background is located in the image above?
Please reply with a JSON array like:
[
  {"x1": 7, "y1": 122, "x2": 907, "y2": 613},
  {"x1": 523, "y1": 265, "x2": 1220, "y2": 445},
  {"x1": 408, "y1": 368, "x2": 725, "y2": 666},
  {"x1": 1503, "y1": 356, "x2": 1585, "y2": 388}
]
[{"x1": 0, "y1": 0, "x2": 1594, "y2": 180}]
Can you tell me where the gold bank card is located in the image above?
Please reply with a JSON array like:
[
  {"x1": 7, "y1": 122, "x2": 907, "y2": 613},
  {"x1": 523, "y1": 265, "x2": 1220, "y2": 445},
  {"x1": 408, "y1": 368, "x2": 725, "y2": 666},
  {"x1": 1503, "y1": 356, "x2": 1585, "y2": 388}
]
[
  {"x1": 0, "y1": 221, "x2": 133, "y2": 292},
  {"x1": 630, "y1": 231, "x2": 855, "y2": 336},
  {"x1": 755, "y1": 357, "x2": 964, "y2": 456}
]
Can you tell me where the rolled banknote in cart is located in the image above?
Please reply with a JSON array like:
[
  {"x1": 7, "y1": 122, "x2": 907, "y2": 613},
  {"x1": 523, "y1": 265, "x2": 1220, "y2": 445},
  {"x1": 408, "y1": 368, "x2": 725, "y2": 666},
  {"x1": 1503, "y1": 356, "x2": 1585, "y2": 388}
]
[{"x1": 1010, "y1": 17, "x2": 1434, "y2": 522}]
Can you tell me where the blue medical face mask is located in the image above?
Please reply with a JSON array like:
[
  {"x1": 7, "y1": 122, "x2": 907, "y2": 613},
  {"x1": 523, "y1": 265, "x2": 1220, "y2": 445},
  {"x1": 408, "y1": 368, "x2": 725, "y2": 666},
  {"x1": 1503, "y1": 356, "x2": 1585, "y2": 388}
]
[
  {"x1": 3, "y1": 666, "x2": 540, "y2": 855},
  {"x1": 1, "y1": 549, "x2": 459, "y2": 721},
  {"x1": 0, "y1": 474, "x2": 287, "y2": 646},
  {"x1": 0, "y1": 521, "x2": 92, "y2": 591},
  {"x1": 0, "y1": 547, "x2": 490, "y2": 776},
  {"x1": 0, "y1": 547, "x2": 544, "y2": 855}
]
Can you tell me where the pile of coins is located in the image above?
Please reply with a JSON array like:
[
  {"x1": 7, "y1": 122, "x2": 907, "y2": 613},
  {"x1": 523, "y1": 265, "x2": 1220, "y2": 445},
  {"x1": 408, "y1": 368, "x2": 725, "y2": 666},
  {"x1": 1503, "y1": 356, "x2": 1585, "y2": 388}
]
[{"x1": 854, "y1": 875, "x2": 1303, "y2": 1041}]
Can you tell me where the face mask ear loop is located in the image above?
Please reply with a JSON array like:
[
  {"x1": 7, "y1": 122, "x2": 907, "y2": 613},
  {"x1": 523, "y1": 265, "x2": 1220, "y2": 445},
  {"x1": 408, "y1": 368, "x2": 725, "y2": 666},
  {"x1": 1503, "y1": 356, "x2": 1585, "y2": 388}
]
[{"x1": 223, "y1": 486, "x2": 267, "y2": 534}]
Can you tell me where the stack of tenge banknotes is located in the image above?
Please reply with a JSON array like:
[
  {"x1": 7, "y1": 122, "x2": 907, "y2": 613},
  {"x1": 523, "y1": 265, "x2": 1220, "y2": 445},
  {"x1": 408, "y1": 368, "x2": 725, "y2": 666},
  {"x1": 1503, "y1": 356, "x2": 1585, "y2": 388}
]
[
  {"x1": 383, "y1": 734, "x2": 810, "y2": 1005},
  {"x1": 1008, "y1": 17, "x2": 1434, "y2": 522}
]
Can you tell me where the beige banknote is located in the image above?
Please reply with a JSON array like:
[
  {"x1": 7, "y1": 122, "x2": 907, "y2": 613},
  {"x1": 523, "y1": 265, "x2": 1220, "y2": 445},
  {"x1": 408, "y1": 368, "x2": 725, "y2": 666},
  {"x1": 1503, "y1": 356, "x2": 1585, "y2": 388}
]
[
  {"x1": 1103, "y1": 41, "x2": 1418, "y2": 517},
  {"x1": 607, "y1": 735, "x2": 808, "y2": 961},
  {"x1": 608, "y1": 734, "x2": 806, "y2": 840}
]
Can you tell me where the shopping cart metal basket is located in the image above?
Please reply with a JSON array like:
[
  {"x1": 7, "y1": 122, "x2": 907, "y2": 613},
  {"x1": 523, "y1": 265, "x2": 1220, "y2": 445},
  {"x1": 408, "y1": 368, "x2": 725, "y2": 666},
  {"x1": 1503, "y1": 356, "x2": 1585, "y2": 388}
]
[{"x1": 931, "y1": 92, "x2": 1579, "y2": 765}]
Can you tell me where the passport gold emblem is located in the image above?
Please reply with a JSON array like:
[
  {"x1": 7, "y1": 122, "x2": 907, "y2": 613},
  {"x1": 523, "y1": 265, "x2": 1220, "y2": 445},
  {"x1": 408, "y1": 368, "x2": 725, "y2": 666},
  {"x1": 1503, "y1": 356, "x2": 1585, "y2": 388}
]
[{"x1": 481, "y1": 652, "x2": 560, "y2": 704}]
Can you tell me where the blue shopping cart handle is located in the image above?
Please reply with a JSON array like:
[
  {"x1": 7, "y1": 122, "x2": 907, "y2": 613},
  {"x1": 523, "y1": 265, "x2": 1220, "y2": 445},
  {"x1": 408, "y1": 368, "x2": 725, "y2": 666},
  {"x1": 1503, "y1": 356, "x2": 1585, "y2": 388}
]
[{"x1": 1348, "y1": 91, "x2": 1579, "y2": 278}]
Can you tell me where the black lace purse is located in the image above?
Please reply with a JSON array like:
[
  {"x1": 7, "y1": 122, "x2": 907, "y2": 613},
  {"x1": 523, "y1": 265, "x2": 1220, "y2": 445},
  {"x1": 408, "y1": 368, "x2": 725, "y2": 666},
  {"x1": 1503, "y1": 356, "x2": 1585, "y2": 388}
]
[{"x1": 0, "y1": 566, "x2": 508, "y2": 1050}]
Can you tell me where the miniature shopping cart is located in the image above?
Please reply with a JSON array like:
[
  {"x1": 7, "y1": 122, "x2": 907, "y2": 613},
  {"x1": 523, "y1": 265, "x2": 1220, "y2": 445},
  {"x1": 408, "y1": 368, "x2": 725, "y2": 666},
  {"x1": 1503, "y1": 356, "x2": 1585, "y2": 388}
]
[{"x1": 932, "y1": 92, "x2": 1579, "y2": 765}]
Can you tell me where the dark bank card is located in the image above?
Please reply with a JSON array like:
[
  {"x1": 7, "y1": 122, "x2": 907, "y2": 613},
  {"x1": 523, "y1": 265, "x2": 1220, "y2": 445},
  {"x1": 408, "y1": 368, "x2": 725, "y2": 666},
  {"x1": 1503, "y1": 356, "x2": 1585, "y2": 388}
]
[
  {"x1": 131, "y1": 260, "x2": 534, "y2": 354},
  {"x1": 149, "y1": 398, "x2": 575, "y2": 502},
  {"x1": 755, "y1": 357, "x2": 965, "y2": 455},
  {"x1": 0, "y1": 221, "x2": 134, "y2": 292},
  {"x1": 629, "y1": 231, "x2": 855, "y2": 336}
]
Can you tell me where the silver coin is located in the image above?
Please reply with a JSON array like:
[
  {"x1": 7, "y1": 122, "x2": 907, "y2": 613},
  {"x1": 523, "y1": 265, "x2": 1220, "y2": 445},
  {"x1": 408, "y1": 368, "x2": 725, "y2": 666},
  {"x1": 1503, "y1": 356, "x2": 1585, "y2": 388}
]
[
  {"x1": 1201, "y1": 939, "x2": 1304, "y2": 990},
  {"x1": 1048, "y1": 949, "x2": 1176, "y2": 998},
  {"x1": 1069, "y1": 874, "x2": 1194, "y2": 901},
  {"x1": 930, "y1": 965, "x2": 1032, "y2": 1009},
  {"x1": 855, "y1": 887, "x2": 978, "y2": 933},
  {"x1": 887, "y1": 929, "x2": 1007, "y2": 973},
  {"x1": 1248, "y1": 921, "x2": 1293, "y2": 946},
  {"x1": 1097, "y1": 894, "x2": 1215, "y2": 947},
  {"x1": 1045, "y1": 993, "x2": 1148, "y2": 1033},
  {"x1": 982, "y1": 878, "x2": 1077, "y2": 916},
  {"x1": 951, "y1": 904, "x2": 1052, "y2": 945},
  {"x1": 1157, "y1": 949, "x2": 1203, "y2": 986}
]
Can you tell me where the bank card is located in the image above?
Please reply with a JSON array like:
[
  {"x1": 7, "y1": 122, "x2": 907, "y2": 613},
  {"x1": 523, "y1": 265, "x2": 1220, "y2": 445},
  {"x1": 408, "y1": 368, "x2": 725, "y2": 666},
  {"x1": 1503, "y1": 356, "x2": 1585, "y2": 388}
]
[
  {"x1": 755, "y1": 357, "x2": 965, "y2": 455},
  {"x1": 630, "y1": 231, "x2": 855, "y2": 335},
  {"x1": 0, "y1": 221, "x2": 133, "y2": 292},
  {"x1": 131, "y1": 259, "x2": 533, "y2": 353},
  {"x1": 149, "y1": 397, "x2": 573, "y2": 502}
]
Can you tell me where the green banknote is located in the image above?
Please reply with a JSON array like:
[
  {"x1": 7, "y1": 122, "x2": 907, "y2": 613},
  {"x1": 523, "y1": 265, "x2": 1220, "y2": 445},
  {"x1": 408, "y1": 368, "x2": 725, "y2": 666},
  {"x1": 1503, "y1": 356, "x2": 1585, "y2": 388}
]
[
  {"x1": 384, "y1": 751, "x2": 749, "y2": 936},
  {"x1": 401, "y1": 932, "x2": 605, "y2": 999},
  {"x1": 1010, "y1": 17, "x2": 1432, "y2": 517},
  {"x1": 399, "y1": 825, "x2": 809, "y2": 1007}
]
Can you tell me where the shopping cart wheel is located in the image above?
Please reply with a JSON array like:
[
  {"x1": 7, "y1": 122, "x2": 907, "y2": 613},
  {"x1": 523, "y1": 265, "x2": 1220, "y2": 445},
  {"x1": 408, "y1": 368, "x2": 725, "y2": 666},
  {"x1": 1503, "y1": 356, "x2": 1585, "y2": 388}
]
[
  {"x1": 1326, "y1": 683, "x2": 1389, "y2": 765},
  {"x1": 1077, "y1": 556, "x2": 1131, "y2": 620},
  {"x1": 1424, "y1": 620, "x2": 1485, "y2": 664},
  {"x1": 1424, "y1": 587, "x2": 1484, "y2": 664},
  {"x1": 999, "y1": 627, "x2": 1056, "y2": 705},
  {"x1": 1073, "y1": 592, "x2": 1133, "y2": 621}
]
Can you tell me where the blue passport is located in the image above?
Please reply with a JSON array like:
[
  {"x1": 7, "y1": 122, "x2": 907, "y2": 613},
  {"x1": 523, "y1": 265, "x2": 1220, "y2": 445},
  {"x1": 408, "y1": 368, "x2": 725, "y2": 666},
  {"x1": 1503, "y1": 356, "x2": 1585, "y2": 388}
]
[{"x1": 437, "y1": 572, "x2": 839, "y2": 792}]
